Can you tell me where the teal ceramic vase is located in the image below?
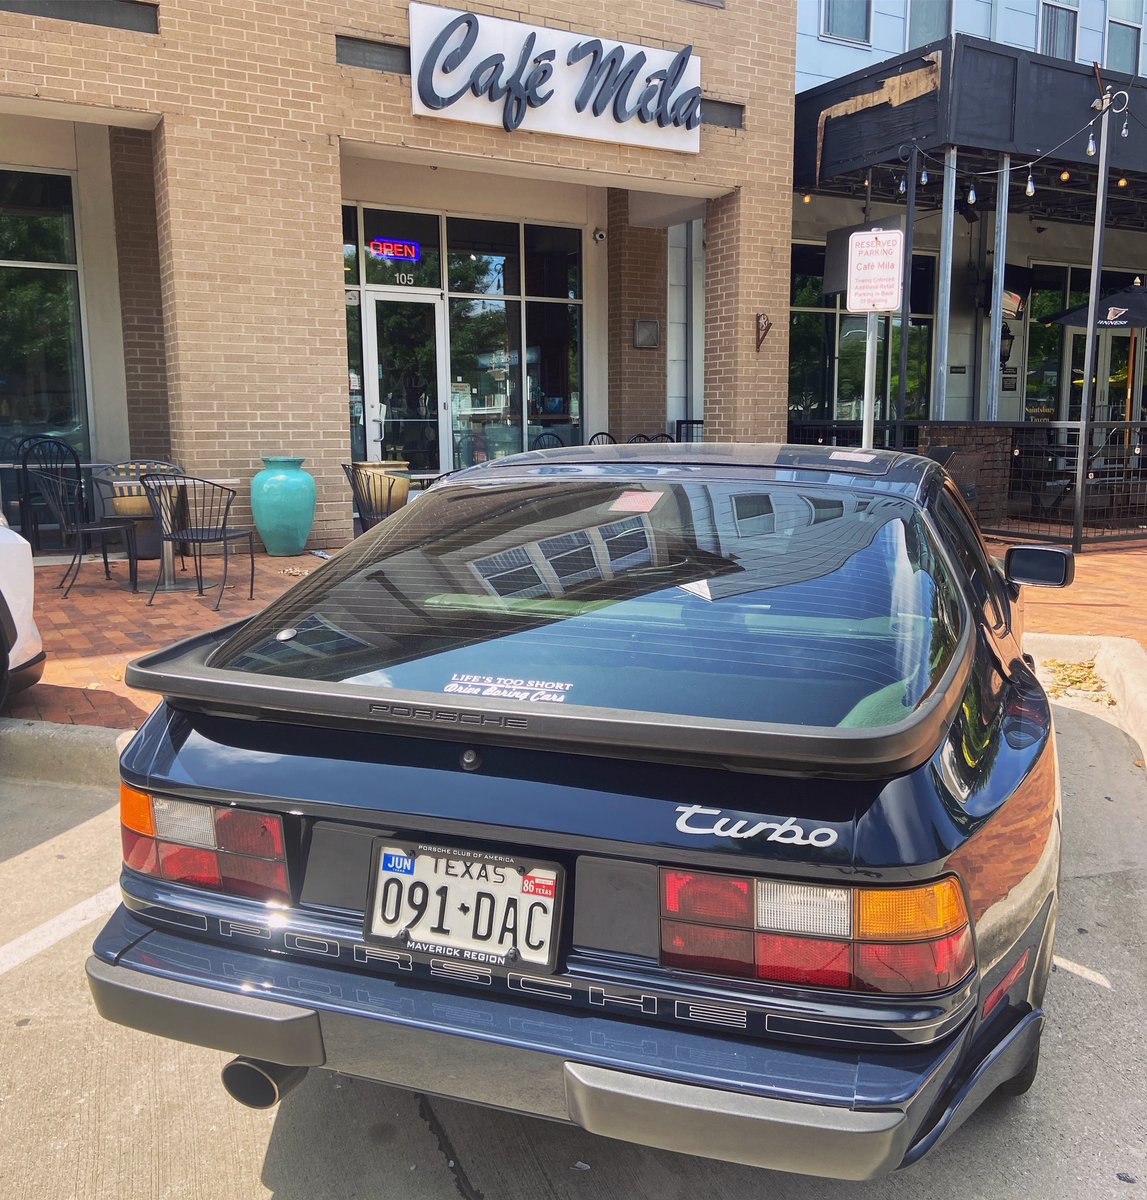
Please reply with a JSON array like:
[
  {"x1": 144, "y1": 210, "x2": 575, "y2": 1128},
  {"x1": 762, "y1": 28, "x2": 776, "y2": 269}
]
[{"x1": 250, "y1": 456, "x2": 316, "y2": 556}]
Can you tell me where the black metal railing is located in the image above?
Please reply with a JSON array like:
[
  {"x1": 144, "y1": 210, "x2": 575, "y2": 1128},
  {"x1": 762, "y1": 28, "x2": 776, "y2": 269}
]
[
  {"x1": 785, "y1": 418, "x2": 1147, "y2": 549},
  {"x1": 675, "y1": 419, "x2": 705, "y2": 443}
]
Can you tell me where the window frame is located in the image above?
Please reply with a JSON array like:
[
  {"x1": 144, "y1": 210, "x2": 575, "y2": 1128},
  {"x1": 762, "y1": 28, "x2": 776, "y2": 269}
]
[
  {"x1": 342, "y1": 203, "x2": 587, "y2": 459},
  {"x1": 1106, "y1": 17, "x2": 1142, "y2": 75},
  {"x1": 1039, "y1": 0, "x2": 1080, "y2": 61},
  {"x1": 907, "y1": 0, "x2": 952, "y2": 49},
  {"x1": 930, "y1": 484, "x2": 1010, "y2": 636},
  {"x1": 820, "y1": 0, "x2": 873, "y2": 46},
  {"x1": 788, "y1": 241, "x2": 939, "y2": 422},
  {"x1": 0, "y1": 163, "x2": 93, "y2": 458}
]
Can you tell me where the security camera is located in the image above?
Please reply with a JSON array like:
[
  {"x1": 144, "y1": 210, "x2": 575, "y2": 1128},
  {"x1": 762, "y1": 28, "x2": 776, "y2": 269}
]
[{"x1": 592, "y1": 227, "x2": 607, "y2": 243}]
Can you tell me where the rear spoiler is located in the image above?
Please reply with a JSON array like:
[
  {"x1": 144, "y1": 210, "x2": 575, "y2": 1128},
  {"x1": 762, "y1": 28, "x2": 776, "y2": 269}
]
[{"x1": 125, "y1": 622, "x2": 974, "y2": 781}]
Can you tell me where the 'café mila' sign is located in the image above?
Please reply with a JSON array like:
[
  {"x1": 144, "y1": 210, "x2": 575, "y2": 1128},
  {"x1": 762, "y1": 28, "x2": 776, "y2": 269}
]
[{"x1": 409, "y1": 3, "x2": 702, "y2": 153}]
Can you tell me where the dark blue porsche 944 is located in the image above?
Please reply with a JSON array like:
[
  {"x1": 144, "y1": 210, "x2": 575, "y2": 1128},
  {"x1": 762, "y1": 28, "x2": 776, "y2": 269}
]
[{"x1": 87, "y1": 444, "x2": 1074, "y2": 1180}]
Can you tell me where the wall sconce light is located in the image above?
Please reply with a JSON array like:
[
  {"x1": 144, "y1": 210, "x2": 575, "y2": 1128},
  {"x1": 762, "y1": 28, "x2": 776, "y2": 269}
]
[
  {"x1": 999, "y1": 321, "x2": 1016, "y2": 368},
  {"x1": 633, "y1": 320, "x2": 660, "y2": 349}
]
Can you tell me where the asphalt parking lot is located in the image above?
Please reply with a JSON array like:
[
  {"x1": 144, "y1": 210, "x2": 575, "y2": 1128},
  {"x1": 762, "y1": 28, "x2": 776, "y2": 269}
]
[{"x1": 1, "y1": 700, "x2": 1144, "y2": 1200}]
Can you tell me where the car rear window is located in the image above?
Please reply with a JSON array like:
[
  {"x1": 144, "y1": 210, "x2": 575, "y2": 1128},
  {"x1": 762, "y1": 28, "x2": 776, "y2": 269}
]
[{"x1": 213, "y1": 476, "x2": 963, "y2": 730}]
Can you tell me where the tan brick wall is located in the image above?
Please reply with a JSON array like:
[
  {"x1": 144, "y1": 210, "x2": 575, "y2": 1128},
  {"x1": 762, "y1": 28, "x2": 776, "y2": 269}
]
[
  {"x1": 607, "y1": 190, "x2": 668, "y2": 441},
  {"x1": 917, "y1": 424, "x2": 1014, "y2": 524},
  {"x1": 0, "y1": 0, "x2": 798, "y2": 539},
  {"x1": 109, "y1": 127, "x2": 170, "y2": 462}
]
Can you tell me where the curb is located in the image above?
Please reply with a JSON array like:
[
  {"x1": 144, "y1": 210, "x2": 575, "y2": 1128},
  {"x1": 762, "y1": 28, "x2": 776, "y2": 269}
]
[
  {"x1": 0, "y1": 718, "x2": 133, "y2": 789},
  {"x1": 1023, "y1": 633, "x2": 1147, "y2": 758}
]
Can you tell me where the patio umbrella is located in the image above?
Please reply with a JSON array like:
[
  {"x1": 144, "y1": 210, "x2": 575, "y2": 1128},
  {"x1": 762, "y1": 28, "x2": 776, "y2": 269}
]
[{"x1": 1047, "y1": 278, "x2": 1147, "y2": 423}]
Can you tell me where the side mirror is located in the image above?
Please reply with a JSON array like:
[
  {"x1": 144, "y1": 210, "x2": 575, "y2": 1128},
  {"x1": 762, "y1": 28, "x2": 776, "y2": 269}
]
[{"x1": 1004, "y1": 545, "x2": 1075, "y2": 589}]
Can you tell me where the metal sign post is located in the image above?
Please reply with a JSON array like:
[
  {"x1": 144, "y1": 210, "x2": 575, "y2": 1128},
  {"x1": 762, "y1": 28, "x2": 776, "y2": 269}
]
[{"x1": 847, "y1": 229, "x2": 904, "y2": 449}]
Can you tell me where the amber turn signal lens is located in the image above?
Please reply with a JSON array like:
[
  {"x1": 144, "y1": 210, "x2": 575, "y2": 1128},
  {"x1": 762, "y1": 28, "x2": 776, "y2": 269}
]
[
  {"x1": 857, "y1": 878, "x2": 968, "y2": 942},
  {"x1": 120, "y1": 783, "x2": 156, "y2": 837}
]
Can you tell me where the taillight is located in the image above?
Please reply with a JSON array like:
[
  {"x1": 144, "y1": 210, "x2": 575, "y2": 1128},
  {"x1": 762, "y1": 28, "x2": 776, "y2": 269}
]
[
  {"x1": 660, "y1": 869, "x2": 975, "y2": 995},
  {"x1": 120, "y1": 783, "x2": 290, "y2": 904}
]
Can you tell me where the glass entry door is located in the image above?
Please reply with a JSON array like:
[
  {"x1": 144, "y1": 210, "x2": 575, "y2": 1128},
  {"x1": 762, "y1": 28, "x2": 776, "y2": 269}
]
[
  {"x1": 1063, "y1": 329, "x2": 1142, "y2": 422},
  {"x1": 365, "y1": 295, "x2": 450, "y2": 472}
]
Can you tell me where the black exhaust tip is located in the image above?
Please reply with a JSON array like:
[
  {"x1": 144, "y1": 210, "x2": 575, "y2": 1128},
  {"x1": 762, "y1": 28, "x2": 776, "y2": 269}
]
[{"x1": 221, "y1": 1057, "x2": 308, "y2": 1109}]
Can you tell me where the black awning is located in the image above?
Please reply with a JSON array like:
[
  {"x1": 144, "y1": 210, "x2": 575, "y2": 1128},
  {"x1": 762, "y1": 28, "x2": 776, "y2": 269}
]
[{"x1": 795, "y1": 34, "x2": 1147, "y2": 189}]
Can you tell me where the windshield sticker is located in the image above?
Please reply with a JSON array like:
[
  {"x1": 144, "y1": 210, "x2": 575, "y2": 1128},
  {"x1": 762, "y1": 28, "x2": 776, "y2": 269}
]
[
  {"x1": 610, "y1": 490, "x2": 663, "y2": 513},
  {"x1": 828, "y1": 450, "x2": 876, "y2": 463},
  {"x1": 444, "y1": 673, "x2": 574, "y2": 703}
]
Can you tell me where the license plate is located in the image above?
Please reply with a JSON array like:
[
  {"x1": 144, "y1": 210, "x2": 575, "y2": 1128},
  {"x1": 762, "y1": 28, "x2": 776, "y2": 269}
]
[{"x1": 366, "y1": 842, "x2": 563, "y2": 972}]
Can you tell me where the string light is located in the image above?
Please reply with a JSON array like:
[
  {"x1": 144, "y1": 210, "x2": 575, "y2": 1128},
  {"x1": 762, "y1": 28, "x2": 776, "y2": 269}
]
[
  {"x1": 1118, "y1": 177, "x2": 1129, "y2": 188},
  {"x1": 1122, "y1": 118, "x2": 1130, "y2": 138},
  {"x1": 967, "y1": 182, "x2": 977, "y2": 204},
  {"x1": 898, "y1": 176, "x2": 907, "y2": 195},
  {"x1": 1060, "y1": 169, "x2": 1072, "y2": 182},
  {"x1": 1026, "y1": 173, "x2": 1036, "y2": 197},
  {"x1": 1086, "y1": 129, "x2": 1097, "y2": 156},
  {"x1": 920, "y1": 166, "x2": 929, "y2": 186}
]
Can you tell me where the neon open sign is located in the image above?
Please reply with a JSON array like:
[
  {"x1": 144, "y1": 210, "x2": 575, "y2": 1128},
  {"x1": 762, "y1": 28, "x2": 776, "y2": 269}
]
[{"x1": 369, "y1": 238, "x2": 422, "y2": 262}]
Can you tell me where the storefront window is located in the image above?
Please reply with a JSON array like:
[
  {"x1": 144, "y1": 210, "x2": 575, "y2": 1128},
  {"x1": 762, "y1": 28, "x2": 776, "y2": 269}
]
[
  {"x1": 789, "y1": 311, "x2": 833, "y2": 420},
  {"x1": 525, "y1": 225, "x2": 581, "y2": 299},
  {"x1": 890, "y1": 318, "x2": 933, "y2": 420},
  {"x1": 346, "y1": 294, "x2": 365, "y2": 462},
  {"x1": 447, "y1": 218, "x2": 520, "y2": 295},
  {"x1": 526, "y1": 303, "x2": 581, "y2": 446},
  {"x1": 0, "y1": 170, "x2": 76, "y2": 264},
  {"x1": 363, "y1": 208, "x2": 440, "y2": 288},
  {"x1": 348, "y1": 208, "x2": 584, "y2": 467},
  {"x1": 0, "y1": 171, "x2": 87, "y2": 455},
  {"x1": 788, "y1": 243, "x2": 935, "y2": 423},
  {"x1": 1026, "y1": 264, "x2": 1067, "y2": 421},
  {"x1": 449, "y1": 298, "x2": 523, "y2": 466},
  {"x1": 342, "y1": 205, "x2": 359, "y2": 286}
]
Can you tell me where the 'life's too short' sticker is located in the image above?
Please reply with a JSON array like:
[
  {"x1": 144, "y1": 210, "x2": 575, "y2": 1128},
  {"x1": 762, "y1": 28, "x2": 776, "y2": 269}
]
[{"x1": 444, "y1": 674, "x2": 574, "y2": 703}]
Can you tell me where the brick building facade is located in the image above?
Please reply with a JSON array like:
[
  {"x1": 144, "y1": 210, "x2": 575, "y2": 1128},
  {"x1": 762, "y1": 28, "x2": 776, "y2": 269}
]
[{"x1": 0, "y1": 1, "x2": 796, "y2": 546}]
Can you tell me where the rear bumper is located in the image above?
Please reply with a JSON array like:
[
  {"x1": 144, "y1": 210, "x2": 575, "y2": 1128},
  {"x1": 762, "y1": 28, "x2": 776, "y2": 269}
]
[{"x1": 88, "y1": 908, "x2": 1034, "y2": 1181}]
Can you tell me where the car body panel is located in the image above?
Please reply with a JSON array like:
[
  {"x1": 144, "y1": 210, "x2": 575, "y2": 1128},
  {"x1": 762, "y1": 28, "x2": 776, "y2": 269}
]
[
  {"x1": 90, "y1": 445, "x2": 1064, "y2": 1179},
  {"x1": 0, "y1": 520, "x2": 44, "y2": 693}
]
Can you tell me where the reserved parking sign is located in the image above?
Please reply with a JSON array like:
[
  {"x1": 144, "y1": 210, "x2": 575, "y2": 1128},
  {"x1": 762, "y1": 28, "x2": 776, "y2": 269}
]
[{"x1": 846, "y1": 229, "x2": 904, "y2": 313}]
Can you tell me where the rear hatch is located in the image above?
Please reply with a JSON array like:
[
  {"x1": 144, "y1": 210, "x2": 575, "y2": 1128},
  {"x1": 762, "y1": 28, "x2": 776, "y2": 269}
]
[
  {"x1": 120, "y1": 464, "x2": 981, "y2": 1046},
  {"x1": 130, "y1": 464, "x2": 971, "y2": 778}
]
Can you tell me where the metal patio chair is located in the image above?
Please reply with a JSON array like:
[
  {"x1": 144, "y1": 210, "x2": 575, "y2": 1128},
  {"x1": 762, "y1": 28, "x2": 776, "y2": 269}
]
[
  {"x1": 142, "y1": 474, "x2": 254, "y2": 611},
  {"x1": 649, "y1": 433, "x2": 675, "y2": 442},
  {"x1": 342, "y1": 463, "x2": 400, "y2": 533},
  {"x1": 19, "y1": 435, "x2": 82, "y2": 549},
  {"x1": 530, "y1": 432, "x2": 564, "y2": 449},
  {"x1": 28, "y1": 469, "x2": 138, "y2": 598},
  {"x1": 588, "y1": 432, "x2": 616, "y2": 445},
  {"x1": 627, "y1": 433, "x2": 651, "y2": 443}
]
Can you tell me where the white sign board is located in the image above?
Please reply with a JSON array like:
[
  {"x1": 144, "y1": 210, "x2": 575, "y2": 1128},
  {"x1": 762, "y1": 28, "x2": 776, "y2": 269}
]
[
  {"x1": 409, "y1": 3, "x2": 702, "y2": 153},
  {"x1": 846, "y1": 229, "x2": 904, "y2": 313}
]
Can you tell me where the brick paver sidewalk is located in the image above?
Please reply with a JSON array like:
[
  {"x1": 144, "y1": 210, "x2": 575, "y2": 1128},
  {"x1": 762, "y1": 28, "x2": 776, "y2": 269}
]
[
  {"x1": 5, "y1": 551, "x2": 315, "y2": 728},
  {"x1": 4, "y1": 542, "x2": 1145, "y2": 732}
]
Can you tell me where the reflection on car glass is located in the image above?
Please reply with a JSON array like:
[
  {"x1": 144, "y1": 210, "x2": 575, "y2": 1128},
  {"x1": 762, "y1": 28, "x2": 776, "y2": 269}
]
[{"x1": 212, "y1": 481, "x2": 962, "y2": 729}]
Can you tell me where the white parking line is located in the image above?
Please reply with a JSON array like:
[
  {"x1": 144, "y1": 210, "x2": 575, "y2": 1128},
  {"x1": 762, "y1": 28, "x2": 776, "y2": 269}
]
[
  {"x1": 0, "y1": 885, "x2": 121, "y2": 979},
  {"x1": 1053, "y1": 955, "x2": 1113, "y2": 989}
]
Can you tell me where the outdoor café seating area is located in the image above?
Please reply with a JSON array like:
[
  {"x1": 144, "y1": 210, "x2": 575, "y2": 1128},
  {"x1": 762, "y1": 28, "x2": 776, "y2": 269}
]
[{"x1": 0, "y1": 436, "x2": 253, "y2": 610}]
